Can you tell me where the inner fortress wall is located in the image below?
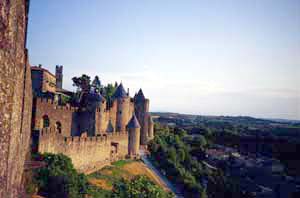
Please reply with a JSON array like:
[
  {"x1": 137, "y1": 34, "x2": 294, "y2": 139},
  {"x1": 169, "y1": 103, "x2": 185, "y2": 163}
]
[{"x1": 33, "y1": 97, "x2": 76, "y2": 136}]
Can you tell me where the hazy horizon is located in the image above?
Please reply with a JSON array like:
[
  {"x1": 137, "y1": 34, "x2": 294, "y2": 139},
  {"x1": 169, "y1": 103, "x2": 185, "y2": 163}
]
[{"x1": 27, "y1": 0, "x2": 300, "y2": 120}]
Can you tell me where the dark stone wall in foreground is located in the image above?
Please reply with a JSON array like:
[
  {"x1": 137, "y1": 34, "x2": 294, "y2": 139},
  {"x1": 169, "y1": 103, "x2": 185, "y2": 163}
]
[{"x1": 0, "y1": 0, "x2": 32, "y2": 197}]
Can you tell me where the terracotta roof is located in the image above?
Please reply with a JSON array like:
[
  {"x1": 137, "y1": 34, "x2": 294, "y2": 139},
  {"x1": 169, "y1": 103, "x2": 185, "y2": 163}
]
[
  {"x1": 113, "y1": 83, "x2": 127, "y2": 98},
  {"x1": 127, "y1": 114, "x2": 141, "y2": 128}
]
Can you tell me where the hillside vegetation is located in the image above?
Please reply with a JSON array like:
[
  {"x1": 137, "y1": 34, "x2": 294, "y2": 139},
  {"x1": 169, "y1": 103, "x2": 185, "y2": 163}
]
[
  {"x1": 27, "y1": 154, "x2": 173, "y2": 198},
  {"x1": 148, "y1": 124, "x2": 251, "y2": 198}
]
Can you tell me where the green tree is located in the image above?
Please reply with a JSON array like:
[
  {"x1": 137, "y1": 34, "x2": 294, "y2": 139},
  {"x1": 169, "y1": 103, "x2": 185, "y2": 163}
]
[
  {"x1": 72, "y1": 74, "x2": 91, "y2": 93},
  {"x1": 103, "y1": 83, "x2": 116, "y2": 101},
  {"x1": 92, "y1": 75, "x2": 102, "y2": 92},
  {"x1": 177, "y1": 148, "x2": 186, "y2": 162},
  {"x1": 200, "y1": 189, "x2": 208, "y2": 198},
  {"x1": 34, "y1": 153, "x2": 88, "y2": 198},
  {"x1": 195, "y1": 135, "x2": 207, "y2": 147},
  {"x1": 112, "y1": 176, "x2": 174, "y2": 198},
  {"x1": 167, "y1": 147, "x2": 177, "y2": 163}
]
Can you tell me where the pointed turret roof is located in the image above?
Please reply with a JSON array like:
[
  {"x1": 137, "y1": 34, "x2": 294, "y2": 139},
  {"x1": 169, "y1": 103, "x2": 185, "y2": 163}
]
[
  {"x1": 113, "y1": 83, "x2": 127, "y2": 98},
  {"x1": 127, "y1": 114, "x2": 141, "y2": 128},
  {"x1": 135, "y1": 89, "x2": 145, "y2": 101}
]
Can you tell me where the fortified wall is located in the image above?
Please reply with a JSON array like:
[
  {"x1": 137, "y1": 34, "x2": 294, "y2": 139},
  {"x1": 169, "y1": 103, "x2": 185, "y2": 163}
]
[
  {"x1": 30, "y1": 40, "x2": 154, "y2": 175},
  {"x1": 36, "y1": 127, "x2": 129, "y2": 173},
  {"x1": 32, "y1": 97, "x2": 77, "y2": 136},
  {"x1": 95, "y1": 98, "x2": 135, "y2": 135},
  {"x1": 0, "y1": 0, "x2": 32, "y2": 197}
]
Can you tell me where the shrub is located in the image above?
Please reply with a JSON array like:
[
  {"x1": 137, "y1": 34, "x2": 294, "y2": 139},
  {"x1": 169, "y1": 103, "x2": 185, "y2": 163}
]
[
  {"x1": 34, "y1": 153, "x2": 88, "y2": 198},
  {"x1": 112, "y1": 176, "x2": 174, "y2": 198}
]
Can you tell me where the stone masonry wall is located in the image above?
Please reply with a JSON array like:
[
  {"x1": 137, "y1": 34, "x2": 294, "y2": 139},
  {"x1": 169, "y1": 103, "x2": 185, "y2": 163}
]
[
  {"x1": 0, "y1": 0, "x2": 32, "y2": 197},
  {"x1": 33, "y1": 97, "x2": 76, "y2": 136},
  {"x1": 37, "y1": 128, "x2": 129, "y2": 173},
  {"x1": 135, "y1": 99, "x2": 150, "y2": 145}
]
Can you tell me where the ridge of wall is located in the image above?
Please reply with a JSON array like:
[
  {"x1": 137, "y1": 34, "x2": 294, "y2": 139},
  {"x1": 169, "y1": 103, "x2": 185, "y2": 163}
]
[{"x1": 36, "y1": 97, "x2": 78, "y2": 111}]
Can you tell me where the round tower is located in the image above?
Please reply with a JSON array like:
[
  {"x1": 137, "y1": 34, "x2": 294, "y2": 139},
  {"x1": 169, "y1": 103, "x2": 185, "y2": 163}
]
[
  {"x1": 148, "y1": 114, "x2": 154, "y2": 141},
  {"x1": 113, "y1": 83, "x2": 131, "y2": 132},
  {"x1": 134, "y1": 89, "x2": 150, "y2": 145},
  {"x1": 127, "y1": 114, "x2": 141, "y2": 158},
  {"x1": 97, "y1": 93, "x2": 107, "y2": 134}
]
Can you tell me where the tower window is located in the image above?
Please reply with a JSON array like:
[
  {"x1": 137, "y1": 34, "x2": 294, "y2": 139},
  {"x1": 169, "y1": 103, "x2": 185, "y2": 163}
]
[
  {"x1": 42, "y1": 115, "x2": 50, "y2": 128},
  {"x1": 55, "y1": 121, "x2": 62, "y2": 134}
]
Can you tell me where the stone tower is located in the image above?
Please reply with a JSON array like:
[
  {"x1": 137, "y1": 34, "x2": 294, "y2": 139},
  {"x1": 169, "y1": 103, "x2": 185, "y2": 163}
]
[
  {"x1": 148, "y1": 114, "x2": 154, "y2": 141},
  {"x1": 55, "y1": 65, "x2": 63, "y2": 89},
  {"x1": 95, "y1": 93, "x2": 107, "y2": 135},
  {"x1": 134, "y1": 89, "x2": 150, "y2": 145},
  {"x1": 0, "y1": 0, "x2": 32, "y2": 197},
  {"x1": 113, "y1": 83, "x2": 131, "y2": 132},
  {"x1": 127, "y1": 114, "x2": 141, "y2": 158}
]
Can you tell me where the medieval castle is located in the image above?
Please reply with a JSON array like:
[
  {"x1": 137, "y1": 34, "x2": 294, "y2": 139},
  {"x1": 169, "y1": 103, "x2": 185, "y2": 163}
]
[
  {"x1": 30, "y1": 65, "x2": 154, "y2": 172},
  {"x1": 0, "y1": 1, "x2": 154, "y2": 197}
]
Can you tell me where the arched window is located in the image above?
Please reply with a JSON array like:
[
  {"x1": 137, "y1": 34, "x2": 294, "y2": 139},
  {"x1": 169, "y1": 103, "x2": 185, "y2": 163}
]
[
  {"x1": 42, "y1": 115, "x2": 50, "y2": 128},
  {"x1": 55, "y1": 121, "x2": 62, "y2": 134}
]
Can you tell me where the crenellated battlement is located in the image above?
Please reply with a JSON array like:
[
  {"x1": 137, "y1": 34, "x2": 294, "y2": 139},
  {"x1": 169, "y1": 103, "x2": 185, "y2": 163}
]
[
  {"x1": 38, "y1": 128, "x2": 129, "y2": 173},
  {"x1": 34, "y1": 84, "x2": 152, "y2": 173},
  {"x1": 106, "y1": 131, "x2": 128, "y2": 137},
  {"x1": 36, "y1": 97, "x2": 77, "y2": 112},
  {"x1": 63, "y1": 135, "x2": 109, "y2": 144},
  {"x1": 39, "y1": 127, "x2": 128, "y2": 147},
  {"x1": 40, "y1": 127, "x2": 56, "y2": 136},
  {"x1": 96, "y1": 107, "x2": 102, "y2": 112}
]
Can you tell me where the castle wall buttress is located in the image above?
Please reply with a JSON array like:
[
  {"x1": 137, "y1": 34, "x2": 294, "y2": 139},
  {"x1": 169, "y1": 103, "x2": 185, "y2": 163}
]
[{"x1": 0, "y1": 0, "x2": 32, "y2": 197}]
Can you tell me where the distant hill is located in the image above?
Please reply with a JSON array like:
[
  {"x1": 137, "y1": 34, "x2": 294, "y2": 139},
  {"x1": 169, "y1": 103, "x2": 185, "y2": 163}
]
[{"x1": 151, "y1": 112, "x2": 300, "y2": 125}]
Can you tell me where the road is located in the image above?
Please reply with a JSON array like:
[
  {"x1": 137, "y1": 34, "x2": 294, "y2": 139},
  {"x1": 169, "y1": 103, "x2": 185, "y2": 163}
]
[{"x1": 140, "y1": 149, "x2": 184, "y2": 198}]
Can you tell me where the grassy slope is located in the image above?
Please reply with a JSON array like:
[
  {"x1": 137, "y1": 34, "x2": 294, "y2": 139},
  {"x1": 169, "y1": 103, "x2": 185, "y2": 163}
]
[{"x1": 87, "y1": 160, "x2": 169, "y2": 193}]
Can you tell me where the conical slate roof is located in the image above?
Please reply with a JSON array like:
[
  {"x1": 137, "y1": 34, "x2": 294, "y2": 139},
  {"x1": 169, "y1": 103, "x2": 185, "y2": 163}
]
[
  {"x1": 135, "y1": 89, "x2": 145, "y2": 101},
  {"x1": 127, "y1": 114, "x2": 141, "y2": 128},
  {"x1": 113, "y1": 83, "x2": 127, "y2": 98}
]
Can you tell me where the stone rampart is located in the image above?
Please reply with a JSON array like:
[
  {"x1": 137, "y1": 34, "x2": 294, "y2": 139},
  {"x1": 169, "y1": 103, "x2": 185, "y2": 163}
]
[{"x1": 37, "y1": 128, "x2": 129, "y2": 173}]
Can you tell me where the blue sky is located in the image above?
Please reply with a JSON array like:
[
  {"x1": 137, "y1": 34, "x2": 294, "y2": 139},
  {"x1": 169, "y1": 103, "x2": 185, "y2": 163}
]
[{"x1": 27, "y1": 0, "x2": 300, "y2": 120}]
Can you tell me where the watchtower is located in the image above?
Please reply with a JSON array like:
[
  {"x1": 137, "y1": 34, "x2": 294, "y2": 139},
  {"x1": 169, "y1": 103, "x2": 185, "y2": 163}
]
[
  {"x1": 127, "y1": 114, "x2": 141, "y2": 158},
  {"x1": 55, "y1": 65, "x2": 63, "y2": 89},
  {"x1": 134, "y1": 89, "x2": 150, "y2": 145}
]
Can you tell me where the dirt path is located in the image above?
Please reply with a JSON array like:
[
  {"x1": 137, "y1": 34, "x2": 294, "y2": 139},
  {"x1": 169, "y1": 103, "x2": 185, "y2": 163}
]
[{"x1": 140, "y1": 149, "x2": 184, "y2": 198}]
